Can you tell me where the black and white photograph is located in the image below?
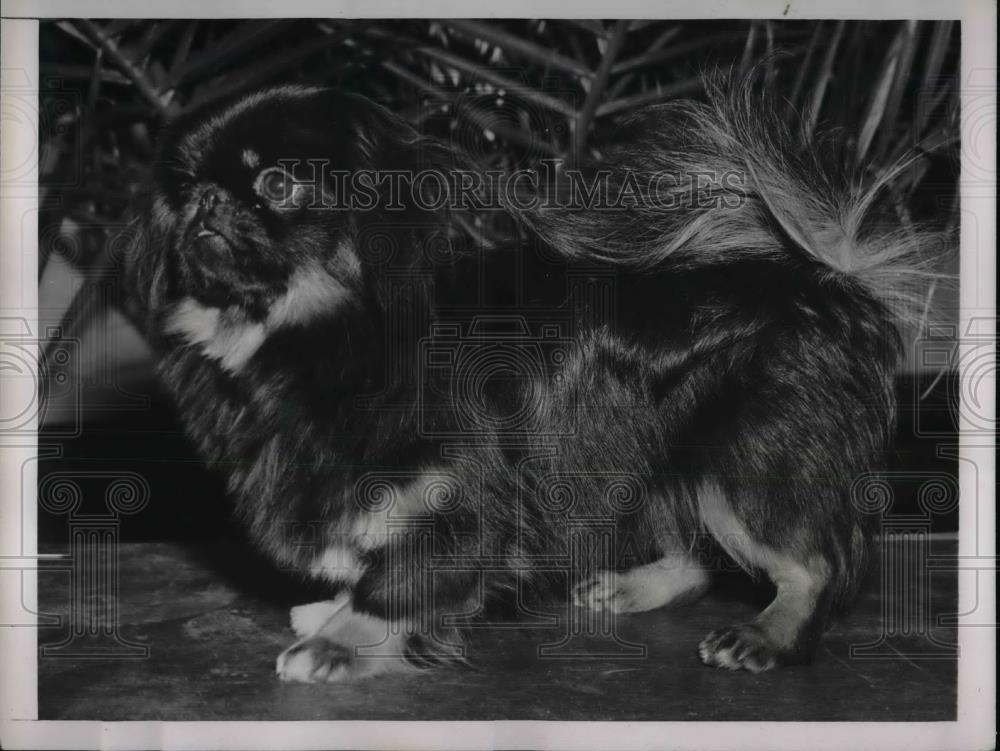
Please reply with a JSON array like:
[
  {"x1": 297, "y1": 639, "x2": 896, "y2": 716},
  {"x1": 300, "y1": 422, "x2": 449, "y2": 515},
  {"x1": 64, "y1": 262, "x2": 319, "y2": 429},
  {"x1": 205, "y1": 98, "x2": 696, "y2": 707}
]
[{"x1": 0, "y1": 2, "x2": 995, "y2": 749}]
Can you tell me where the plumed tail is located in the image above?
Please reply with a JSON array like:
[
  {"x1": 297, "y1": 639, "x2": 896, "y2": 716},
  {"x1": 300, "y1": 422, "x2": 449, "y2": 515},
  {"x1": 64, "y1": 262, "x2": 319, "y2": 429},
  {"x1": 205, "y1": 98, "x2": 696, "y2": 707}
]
[{"x1": 519, "y1": 74, "x2": 954, "y2": 337}]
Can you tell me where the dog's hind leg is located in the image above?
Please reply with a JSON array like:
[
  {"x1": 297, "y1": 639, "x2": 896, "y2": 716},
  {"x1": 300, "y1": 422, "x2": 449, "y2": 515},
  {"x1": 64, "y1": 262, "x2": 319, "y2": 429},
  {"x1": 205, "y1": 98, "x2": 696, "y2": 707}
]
[
  {"x1": 696, "y1": 483, "x2": 834, "y2": 673},
  {"x1": 574, "y1": 553, "x2": 710, "y2": 614}
]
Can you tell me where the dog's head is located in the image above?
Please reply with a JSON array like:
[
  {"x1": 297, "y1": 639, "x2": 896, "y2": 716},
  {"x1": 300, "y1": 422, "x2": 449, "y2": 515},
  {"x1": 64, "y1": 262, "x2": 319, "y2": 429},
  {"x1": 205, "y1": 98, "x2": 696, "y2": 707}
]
[{"x1": 126, "y1": 85, "x2": 462, "y2": 331}]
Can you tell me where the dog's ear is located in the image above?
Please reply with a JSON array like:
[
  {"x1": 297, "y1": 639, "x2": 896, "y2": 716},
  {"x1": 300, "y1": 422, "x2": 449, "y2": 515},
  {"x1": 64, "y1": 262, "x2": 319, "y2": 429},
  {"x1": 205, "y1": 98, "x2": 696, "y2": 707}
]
[{"x1": 121, "y1": 190, "x2": 174, "y2": 331}]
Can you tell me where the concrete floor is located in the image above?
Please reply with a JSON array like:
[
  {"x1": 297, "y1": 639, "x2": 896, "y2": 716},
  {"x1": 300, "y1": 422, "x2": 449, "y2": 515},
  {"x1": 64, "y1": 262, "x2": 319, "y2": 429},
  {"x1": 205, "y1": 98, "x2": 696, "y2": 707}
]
[{"x1": 37, "y1": 537, "x2": 958, "y2": 721}]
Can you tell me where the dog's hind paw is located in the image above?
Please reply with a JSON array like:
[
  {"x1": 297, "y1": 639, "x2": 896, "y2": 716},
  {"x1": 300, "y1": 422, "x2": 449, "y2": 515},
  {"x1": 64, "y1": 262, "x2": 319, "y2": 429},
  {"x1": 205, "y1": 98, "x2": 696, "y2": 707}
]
[
  {"x1": 698, "y1": 624, "x2": 780, "y2": 673},
  {"x1": 574, "y1": 558, "x2": 709, "y2": 614},
  {"x1": 573, "y1": 571, "x2": 631, "y2": 612}
]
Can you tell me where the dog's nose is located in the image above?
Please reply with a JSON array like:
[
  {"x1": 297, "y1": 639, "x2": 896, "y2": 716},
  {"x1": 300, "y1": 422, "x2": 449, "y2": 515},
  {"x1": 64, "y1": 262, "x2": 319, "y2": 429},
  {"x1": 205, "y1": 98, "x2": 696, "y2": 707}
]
[
  {"x1": 199, "y1": 189, "x2": 220, "y2": 211},
  {"x1": 195, "y1": 189, "x2": 226, "y2": 238}
]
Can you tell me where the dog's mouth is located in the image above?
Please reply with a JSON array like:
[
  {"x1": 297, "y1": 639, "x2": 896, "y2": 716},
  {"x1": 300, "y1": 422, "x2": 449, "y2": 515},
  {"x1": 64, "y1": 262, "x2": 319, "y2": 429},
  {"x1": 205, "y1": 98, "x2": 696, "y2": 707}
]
[
  {"x1": 185, "y1": 215, "x2": 237, "y2": 252},
  {"x1": 190, "y1": 229, "x2": 235, "y2": 254}
]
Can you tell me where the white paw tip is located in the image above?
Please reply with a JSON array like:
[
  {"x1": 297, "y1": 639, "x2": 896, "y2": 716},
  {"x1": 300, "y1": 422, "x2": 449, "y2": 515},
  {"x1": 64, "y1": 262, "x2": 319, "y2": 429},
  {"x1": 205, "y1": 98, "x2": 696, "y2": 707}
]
[
  {"x1": 288, "y1": 594, "x2": 351, "y2": 638},
  {"x1": 276, "y1": 646, "x2": 315, "y2": 683},
  {"x1": 573, "y1": 571, "x2": 618, "y2": 610}
]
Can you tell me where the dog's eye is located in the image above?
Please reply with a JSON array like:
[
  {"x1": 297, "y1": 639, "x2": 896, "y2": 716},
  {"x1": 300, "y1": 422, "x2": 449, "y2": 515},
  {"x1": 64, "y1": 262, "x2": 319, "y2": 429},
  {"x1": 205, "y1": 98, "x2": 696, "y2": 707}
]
[{"x1": 254, "y1": 167, "x2": 297, "y2": 205}]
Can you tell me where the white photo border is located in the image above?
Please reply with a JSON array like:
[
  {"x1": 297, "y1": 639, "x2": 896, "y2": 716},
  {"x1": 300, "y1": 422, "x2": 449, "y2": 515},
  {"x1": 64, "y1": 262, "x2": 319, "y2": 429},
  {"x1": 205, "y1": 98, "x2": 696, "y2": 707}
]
[{"x1": 1, "y1": 2, "x2": 994, "y2": 749}]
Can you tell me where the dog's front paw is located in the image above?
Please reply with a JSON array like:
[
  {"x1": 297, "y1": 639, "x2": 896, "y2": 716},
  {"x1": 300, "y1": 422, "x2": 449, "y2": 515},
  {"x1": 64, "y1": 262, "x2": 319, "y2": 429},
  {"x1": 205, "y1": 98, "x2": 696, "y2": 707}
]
[
  {"x1": 289, "y1": 594, "x2": 351, "y2": 639},
  {"x1": 698, "y1": 624, "x2": 780, "y2": 673},
  {"x1": 276, "y1": 637, "x2": 353, "y2": 683}
]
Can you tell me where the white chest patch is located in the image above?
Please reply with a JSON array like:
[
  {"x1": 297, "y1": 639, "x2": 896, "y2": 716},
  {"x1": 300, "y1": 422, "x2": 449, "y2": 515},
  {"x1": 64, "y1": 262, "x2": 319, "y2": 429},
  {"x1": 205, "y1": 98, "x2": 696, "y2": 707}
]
[
  {"x1": 166, "y1": 299, "x2": 266, "y2": 372},
  {"x1": 165, "y1": 263, "x2": 350, "y2": 373},
  {"x1": 308, "y1": 545, "x2": 364, "y2": 585}
]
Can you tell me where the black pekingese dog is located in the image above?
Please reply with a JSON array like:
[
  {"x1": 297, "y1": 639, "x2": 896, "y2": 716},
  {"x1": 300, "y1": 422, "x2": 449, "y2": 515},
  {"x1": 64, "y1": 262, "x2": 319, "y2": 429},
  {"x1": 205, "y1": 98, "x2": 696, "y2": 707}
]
[{"x1": 124, "y1": 76, "x2": 943, "y2": 681}]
